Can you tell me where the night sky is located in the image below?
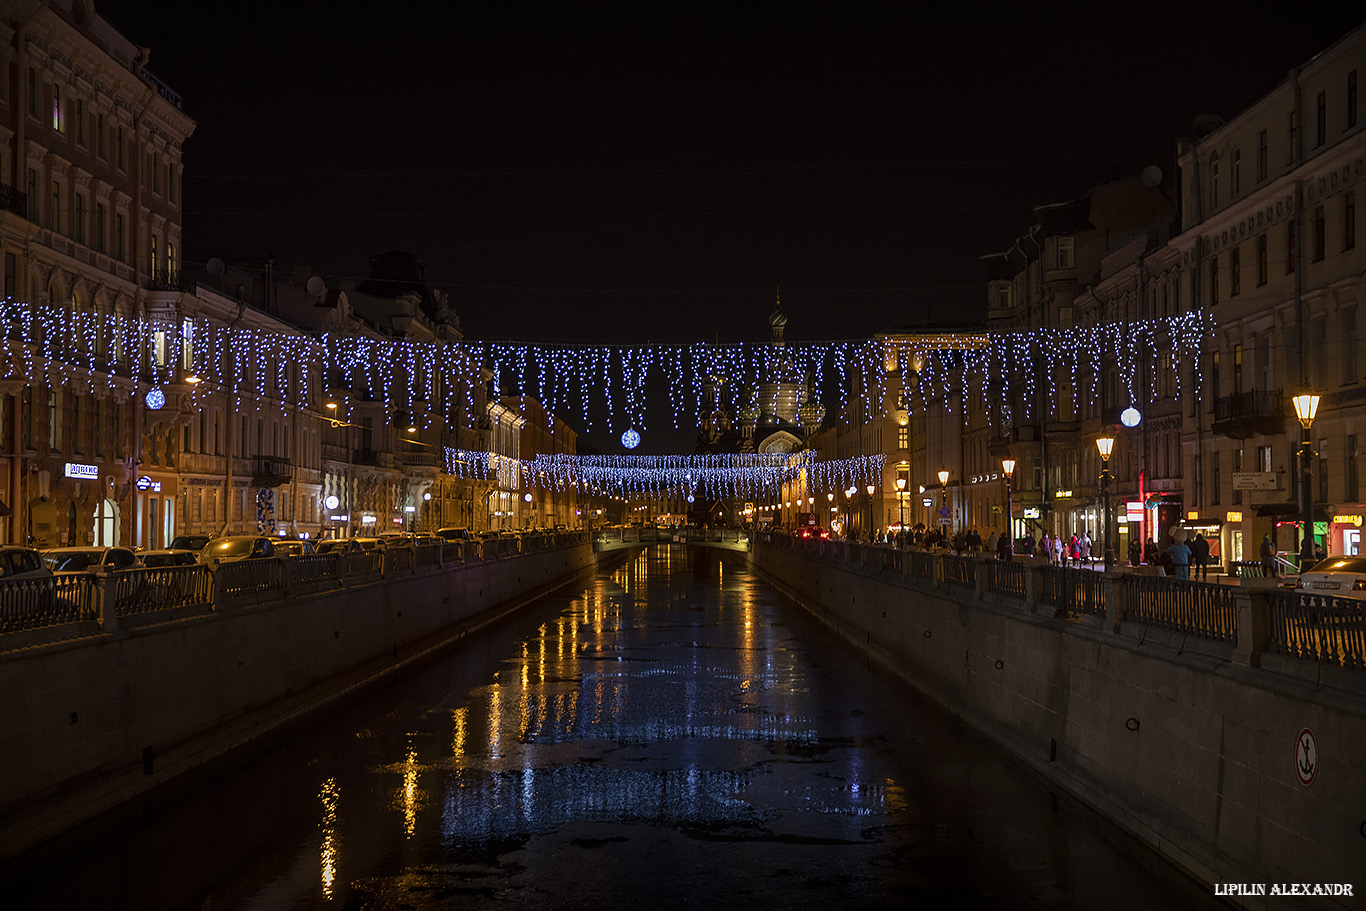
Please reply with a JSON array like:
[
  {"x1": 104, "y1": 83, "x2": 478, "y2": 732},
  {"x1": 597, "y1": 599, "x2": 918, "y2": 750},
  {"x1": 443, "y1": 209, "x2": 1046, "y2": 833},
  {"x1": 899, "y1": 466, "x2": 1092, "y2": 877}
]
[{"x1": 100, "y1": 1, "x2": 1361, "y2": 348}]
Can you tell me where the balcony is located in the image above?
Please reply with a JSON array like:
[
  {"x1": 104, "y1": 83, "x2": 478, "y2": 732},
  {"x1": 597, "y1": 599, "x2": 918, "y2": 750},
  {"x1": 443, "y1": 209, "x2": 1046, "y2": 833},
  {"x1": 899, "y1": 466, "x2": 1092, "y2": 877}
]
[
  {"x1": 397, "y1": 449, "x2": 441, "y2": 470},
  {"x1": 0, "y1": 182, "x2": 28, "y2": 217},
  {"x1": 987, "y1": 425, "x2": 1039, "y2": 456},
  {"x1": 1211, "y1": 389, "x2": 1285, "y2": 439},
  {"x1": 248, "y1": 455, "x2": 292, "y2": 487},
  {"x1": 353, "y1": 448, "x2": 396, "y2": 469},
  {"x1": 321, "y1": 442, "x2": 349, "y2": 463},
  {"x1": 144, "y1": 269, "x2": 193, "y2": 293}
]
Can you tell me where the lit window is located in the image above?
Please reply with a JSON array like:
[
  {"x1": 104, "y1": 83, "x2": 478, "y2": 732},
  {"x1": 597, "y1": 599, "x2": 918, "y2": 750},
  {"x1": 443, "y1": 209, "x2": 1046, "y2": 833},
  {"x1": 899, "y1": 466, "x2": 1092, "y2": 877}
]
[{"x1": 51, "y1": 83, "x2": 63, "y2": 132}]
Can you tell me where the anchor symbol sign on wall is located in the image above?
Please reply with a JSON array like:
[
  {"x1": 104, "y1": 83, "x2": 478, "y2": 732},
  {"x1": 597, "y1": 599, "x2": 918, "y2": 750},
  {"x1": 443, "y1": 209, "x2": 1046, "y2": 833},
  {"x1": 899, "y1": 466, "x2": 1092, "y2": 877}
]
[{"x1": 1295, "y1": 727, "x2": 1318, "y2": 787}]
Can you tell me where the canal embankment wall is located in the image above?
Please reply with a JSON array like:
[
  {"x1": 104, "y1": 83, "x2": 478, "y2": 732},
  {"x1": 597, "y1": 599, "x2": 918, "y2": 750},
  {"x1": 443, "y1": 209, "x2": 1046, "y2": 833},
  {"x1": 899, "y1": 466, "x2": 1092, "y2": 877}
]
[
  {"x1": 0, "y1": 539, "x2": 605, "y2": 861},
  {"x1": 750, "y1": 540, "x2": 1366, "y2": 909}
]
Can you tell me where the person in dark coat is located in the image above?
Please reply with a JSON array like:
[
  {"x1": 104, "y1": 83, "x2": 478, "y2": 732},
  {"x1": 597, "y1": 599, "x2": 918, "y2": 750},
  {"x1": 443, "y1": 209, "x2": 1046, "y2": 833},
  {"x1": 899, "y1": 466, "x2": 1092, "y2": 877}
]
[
  {"x1": 997, "y1": 530, "x2": 1013, "y2": 561},
  {"x1": 1190, "y1": 533, "x2": 1211, "y2": 580}
]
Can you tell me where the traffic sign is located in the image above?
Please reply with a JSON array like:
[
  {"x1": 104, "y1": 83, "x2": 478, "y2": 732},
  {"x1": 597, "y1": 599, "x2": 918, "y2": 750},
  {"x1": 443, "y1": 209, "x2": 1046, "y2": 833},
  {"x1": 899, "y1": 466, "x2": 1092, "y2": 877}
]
[{"x1": 938, "y1": 506, "x2": 952, "y2": 520}]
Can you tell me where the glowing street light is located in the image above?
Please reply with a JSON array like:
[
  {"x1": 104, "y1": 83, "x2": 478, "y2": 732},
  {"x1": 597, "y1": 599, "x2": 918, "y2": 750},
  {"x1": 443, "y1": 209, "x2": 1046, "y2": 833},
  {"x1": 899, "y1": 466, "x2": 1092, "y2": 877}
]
[
  {"x1": 1095, "y1": 435, "x2": 1115, "y2": 570},
  {"x1": 1001, "y1": 458, "x2": 1016, "y2": 558},
  {"x1": 937, "y1": 469, "x2": 950, "y2": 539},
  {"x1": 1293, "y1": 391, "x2": 1321, "y2": 569}
]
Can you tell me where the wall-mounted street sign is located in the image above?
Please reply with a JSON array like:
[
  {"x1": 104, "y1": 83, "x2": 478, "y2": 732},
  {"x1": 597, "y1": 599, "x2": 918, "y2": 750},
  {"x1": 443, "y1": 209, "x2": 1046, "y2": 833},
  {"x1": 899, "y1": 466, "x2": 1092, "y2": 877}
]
[
  {"x1": 1232, "y1": 472, "x2": 1278, "y2": 491},
  {"x1": 1296, "y1": 727, "x2": 1318, "y2": 787},
  {"x1": 64, "y1": 462, "x2": 99, "y2": 480},
  {"x1": 135, "y1": 476, "x2": 153, "y2": 491}
]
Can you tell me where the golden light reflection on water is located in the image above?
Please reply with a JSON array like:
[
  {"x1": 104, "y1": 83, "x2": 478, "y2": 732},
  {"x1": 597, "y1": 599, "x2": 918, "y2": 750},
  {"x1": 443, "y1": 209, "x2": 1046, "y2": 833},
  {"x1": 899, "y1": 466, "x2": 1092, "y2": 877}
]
[
  {"x1": 401, "y1": 741, "x2": 419, "y2": 838},
  {"x1": 319, "y1": 776, "x2": 339, "y2": 899},
  {"x1": 452, "y1": 706, "x2": 467, "y2": 759}
]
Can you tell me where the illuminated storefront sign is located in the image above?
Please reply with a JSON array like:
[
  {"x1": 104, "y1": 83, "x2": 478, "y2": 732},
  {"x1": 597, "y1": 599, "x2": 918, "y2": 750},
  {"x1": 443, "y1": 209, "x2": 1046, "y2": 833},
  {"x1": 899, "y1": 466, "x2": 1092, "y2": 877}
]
[
  {"x1": 1054, "y1": 490, "x2": 1073, "y2": 499},
  {"x1": 63, "y1": 462, "x2": 99, "y2": 480},
  {"x1": 1187, "y1": 511, "x2": 1200, "y2": 521},
  {"x1": 1226, "y1": 511, "x2": 1244, "y2": 523},
  {"x1": 1332, "y1": 514, "x2": 1363, "y2": 527},
  {"x1": 1022, "y1": 507, "x2": 1041, "y2": 519}
]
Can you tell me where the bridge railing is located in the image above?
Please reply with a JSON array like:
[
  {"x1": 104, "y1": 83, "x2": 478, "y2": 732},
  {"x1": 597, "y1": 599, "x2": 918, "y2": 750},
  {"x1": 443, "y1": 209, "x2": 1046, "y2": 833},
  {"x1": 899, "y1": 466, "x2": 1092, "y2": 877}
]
[
  {"x1": 0, "y1": 531, "x2": 590, "y2": 643},
  {"x1": 754, "y1": 533, "x2": 1361, "y2": 673}
]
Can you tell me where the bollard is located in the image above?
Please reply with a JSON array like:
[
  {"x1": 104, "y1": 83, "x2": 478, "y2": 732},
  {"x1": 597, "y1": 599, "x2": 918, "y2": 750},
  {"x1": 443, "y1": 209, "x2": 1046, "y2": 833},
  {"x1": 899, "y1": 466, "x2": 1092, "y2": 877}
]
[{"x1": 1231, "y1": 587, "x2": 1270, "y2": 667}]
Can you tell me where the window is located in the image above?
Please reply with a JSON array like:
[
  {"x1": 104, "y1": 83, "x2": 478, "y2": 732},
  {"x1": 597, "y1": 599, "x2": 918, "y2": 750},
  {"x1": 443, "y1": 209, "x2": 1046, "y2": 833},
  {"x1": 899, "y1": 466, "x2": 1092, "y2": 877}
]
[
  {"x1": 1287, "y1": 222, "x2": 1296, "y2": 273},
  {"x1": 149, "y1": 234, "x2": 157, "y2": 274},
  {"x1": 26, "y1": 67, "x2": 35, "y2": 117},
  {"x1": 167, "y1": 240, "x2": 176, "y2": 273},
  {"x1": 1316, "y1": 90, "x2": 1326, "y2": 147},
  {"x1": 1211, "y1": 350, "x2": 1221, "y2": 402},
  {"x1": 49, "y1": 180, "x2": 60, "y2": 232},
  {"x1": 1257, "y1": 445, "x2": 1273, "y2": 474},
  {"x1": 1288, "y1": 110, "x2": 1298, "y2": 163},
  {"x1": 1346, "y1": 191, "x2": 1357, "y2": 252},
  {"x1": 94, "y1": 203, "x2": 105, "y2": 254},
  {"x1": 152, "y1": 151, "x2": 160, "y2": 195},
  {"x1": 1350, "y1": 70, "x2": 1359, "y2": 130},
  {"x1": 1343, "y1": 309, "x2": 1357, "y2": 384},
  {"x1": 1233, "y1": 344, "x2": 1243, "y2": 395},
  {"x1": 114, "y1": 213, "x2": 125, "y2": 263},
  {"x1": 1056, "y1": 236, "x2": 1074, "y2": 268},
  {"x1": 1209, "y1": 153, "x2": 1220, "y2": 208},
  {"x1": 1320, "y1": 450, "x2": 1329, "y2": 503},
  {"x1": 1257, "y1": 129, "x2": 1268, "y2": 182},
  {"x1": 1350, "y1": 434, "x2": 1360, "y2": 501},
  {"x1": 168, "y1": 164, "x2": 176, "y2": 204},
  {"x1": 1212, "y1": 452, "x2": 1221, "y2": 505},
  {"x1": 4, "y1": 253, "x2": 13, "y2": 299},
  {"x1": 75, "y1": 98, "x2": 84, "y2": 146},
  {"x1": 1231, "y1": 148, "x2": 1241, "y2": 196},
  {"x1": 48, "y1": 391, "x2": 61, "y2": 451},
  {"x1": 1312, "y1": 206, "x2": 1325, "y2": 261},
  {"x1": 25, "y1": 168, "x2": 36, "y2": 221},
  {"x1": 1257, "y1": 335, "x2": 1271, "y2": 390},
  {"x1": 96, "y1": 112, "x2": 105, "y2": 159},
  {"x1": 1210, "y1": 255, "x2": 1219, "y2": 303},
  {"x1": 116, "y1": 126, "x2": 125, "y2": 171},
  {"x1": 1230, "y1": 245, "x2": 1240, "y2": 296},
  {"x1": 73, "y1": 193, "x2": 84, "y2": 245},
  {"x1": 1256, "y1": 234, "x2": 1268, "y2": 285},
  {"x1": 1312, "y1": 317, "x2": 1327, "y2": 389},
  {"x1": 897, "y1": 426, "x2": 908, "y2": 450},
  {"x1": 51, "y1": 83, "x2": 63, "y2": 132},
  {"x1": 1233, "y1": 449, "x2": 1243, "y2": 505}
]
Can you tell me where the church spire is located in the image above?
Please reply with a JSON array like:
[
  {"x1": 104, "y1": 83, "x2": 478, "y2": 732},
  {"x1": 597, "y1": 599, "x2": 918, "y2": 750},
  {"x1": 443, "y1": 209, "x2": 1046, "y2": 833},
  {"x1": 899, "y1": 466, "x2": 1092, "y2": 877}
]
[{"x1": 768, "y1": 287, "x2": 787, "y2": 347}]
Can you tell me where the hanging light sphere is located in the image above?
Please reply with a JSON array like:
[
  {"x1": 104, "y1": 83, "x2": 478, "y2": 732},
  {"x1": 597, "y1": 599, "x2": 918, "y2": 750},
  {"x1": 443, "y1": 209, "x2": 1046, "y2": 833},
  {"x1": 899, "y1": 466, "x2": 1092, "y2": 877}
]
[{"x1": 621, "y1": 429, "x2": 641, "y2": 449}]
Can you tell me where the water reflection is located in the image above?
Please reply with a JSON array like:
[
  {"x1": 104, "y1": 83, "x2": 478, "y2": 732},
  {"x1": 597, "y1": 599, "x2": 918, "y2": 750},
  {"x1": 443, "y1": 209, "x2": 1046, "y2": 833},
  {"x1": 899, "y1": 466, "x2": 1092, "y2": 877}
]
[{"x1": 318, "y1": 777, "x2": 339, "y2": 900}]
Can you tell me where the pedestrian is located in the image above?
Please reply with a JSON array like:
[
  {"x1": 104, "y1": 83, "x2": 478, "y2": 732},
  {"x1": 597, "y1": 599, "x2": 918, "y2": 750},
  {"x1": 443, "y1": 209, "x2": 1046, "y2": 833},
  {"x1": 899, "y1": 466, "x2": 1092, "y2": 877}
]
[
  {"x1": 1143, "y1": 537, "x2": 1158, "y2": 565},
  {"x1": 1190, "y1": 533, "x2": 1210, "y2": 580},
  {"x1": 1313, "y1": 542, "x2": 1325, "y2": 564},
  {"x1": 997, "y1": 529, "x2": 1013, "y2": 561},
  {"x1": 1069, "y1": 533, "x2": 1081, "y2": 568},
  {"x1": 1260, "y1": 533, "x2": 1278, "y2": 578},
  {"x1": 1080, "y1": 532, "x2": 1092, "y2": 567},
  {"x1": 1128, "y1": 537, "x2": 1142, "y2": 566},
  {"x1": 1022, "y1": 531, "x2": 1035, "y2": 558},
  {"x1": 1040, "y1": 532, "x2": 1053, "y2": 564},
  {"x1": 1167, "y1": 536, "x2": 1192, "y2": 580},
  {"x1": 1054, "y1": 534, "x2": 1065, "y2": 566},
  {"x1": 985, "y1": 530, "x2": 998, "y2": 554}
]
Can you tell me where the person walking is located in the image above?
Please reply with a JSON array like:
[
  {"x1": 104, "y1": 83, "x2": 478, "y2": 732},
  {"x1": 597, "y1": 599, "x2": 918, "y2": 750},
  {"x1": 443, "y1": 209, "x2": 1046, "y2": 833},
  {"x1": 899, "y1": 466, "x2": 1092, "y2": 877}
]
[
  {"x1": 1080, "y1": 531, "x2": 1092, "y2": 568},
  {"x1": 985, "y1": 530, "x2": 998, "y2": 555},
  {"x1": 1260, "y1": 533, "x2": 1278, "y2": 578},
  {"x1": 1041, "y1": 532, "x2": 1053, "y2": 564},
  {"x1": 1190, "y1": 533, "x2": 1210, "y2": 580},
  {"x1": 1167, "y1": 536, "x2": 1192, "y2": 580},
  {"x1": 1053, "y1": 534, "x2": 1065, "y2": 566},
  {"x1": 1128, "y1": 536, "x2": 1142, "y2": 567}
]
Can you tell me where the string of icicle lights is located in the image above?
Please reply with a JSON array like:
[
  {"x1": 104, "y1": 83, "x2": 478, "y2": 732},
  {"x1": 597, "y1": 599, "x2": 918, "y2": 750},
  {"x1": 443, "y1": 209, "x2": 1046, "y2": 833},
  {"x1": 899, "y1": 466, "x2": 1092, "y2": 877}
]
[
  {"x1": 442, "y1": 450, "x2": 886, "y2": 498},
  {"x1": 0, "y1": 299, "x2": 1214, "y2": 431}
]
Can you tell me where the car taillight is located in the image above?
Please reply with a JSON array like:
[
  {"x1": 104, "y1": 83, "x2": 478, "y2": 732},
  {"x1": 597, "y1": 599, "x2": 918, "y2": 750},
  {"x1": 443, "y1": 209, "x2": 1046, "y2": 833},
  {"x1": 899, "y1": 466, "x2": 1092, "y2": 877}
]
[
  {"x1": 1354, "y1": 580, "x2": 1366, "y2": 591},
  {"x1": 1296, "y1": 579, "x2": 1308, "y2": 590}
]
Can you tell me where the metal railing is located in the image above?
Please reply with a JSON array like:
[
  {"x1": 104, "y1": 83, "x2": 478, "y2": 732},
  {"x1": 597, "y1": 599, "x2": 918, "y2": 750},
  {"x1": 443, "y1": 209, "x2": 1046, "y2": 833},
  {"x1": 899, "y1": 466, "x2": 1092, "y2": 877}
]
[
  {"x1": 1040, "y1": 566, "x2": 1106, "y2": 617},
  {"x1": 1266, "y1": 590, "x2": 1366, "y2": 670},
  {"x1": 941, "y1": 554, "x2": 976, "y2": 587},
  {"x1": 114, "y1": 565, "x2": 213, "y2": 616},
  {"x1": 1119, "y1": 575, "x2": 1236, "y2": 641},
  {"x1": 0, "y1": 575, "x2": 98, "y2": 633},
  {"x1": 983, "y1": 560, "x2": 1027, "y2": 599}
]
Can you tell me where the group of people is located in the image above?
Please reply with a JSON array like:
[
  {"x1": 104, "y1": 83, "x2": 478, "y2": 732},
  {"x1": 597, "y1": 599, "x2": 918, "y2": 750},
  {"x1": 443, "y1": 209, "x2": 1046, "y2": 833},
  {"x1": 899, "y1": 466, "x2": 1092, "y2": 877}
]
[{"x1": 1127, "y1": 532, "x2": 1212, "y2": 580}]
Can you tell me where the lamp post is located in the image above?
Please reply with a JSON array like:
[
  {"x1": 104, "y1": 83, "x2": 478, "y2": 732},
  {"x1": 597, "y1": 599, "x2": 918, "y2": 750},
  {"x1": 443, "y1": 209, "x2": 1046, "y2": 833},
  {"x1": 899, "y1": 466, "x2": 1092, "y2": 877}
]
[
  {"x1": 1001, "y1": 458, "x2": 1016, "y2": 556},
  {"x1": 1293, "y1": 391, "x2": 1321, "y2": 570},
  {"x1": 937, "y1": 468, "x2": 950, "y2": 541},
  {"x1": 845, "y1": 486, "x2": 855, "y2": 537},
  {"x1": 1095, "y1": 435, "x2": 1116, "y2": 571},
  {"x1": 895, "y1": 477, "x2": 906, "y2": 541},
  {"x1": 866, "y1": 483, "x2": 875, "y2": 538}
]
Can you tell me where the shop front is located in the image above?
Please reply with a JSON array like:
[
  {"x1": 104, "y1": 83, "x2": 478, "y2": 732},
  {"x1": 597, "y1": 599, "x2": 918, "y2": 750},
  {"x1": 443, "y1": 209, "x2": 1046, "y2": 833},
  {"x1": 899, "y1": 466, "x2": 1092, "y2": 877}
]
[
  {"x1": 133, "y1": 472, "x2": 180, "y2": 550},
  {"x1": 1329, "y1": 510, "x2": 1364, "y2": 557},
  {"x1": 1180, "y1": 514, "x2": 1224, "y2": 572}
]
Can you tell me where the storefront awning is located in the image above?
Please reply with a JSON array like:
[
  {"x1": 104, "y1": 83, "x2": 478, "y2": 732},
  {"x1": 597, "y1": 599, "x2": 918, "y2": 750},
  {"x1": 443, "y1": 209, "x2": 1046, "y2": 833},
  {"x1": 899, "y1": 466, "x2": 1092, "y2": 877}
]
[{"x1": 1255, "y1": 503, "x2": 1332, "y2": 522}]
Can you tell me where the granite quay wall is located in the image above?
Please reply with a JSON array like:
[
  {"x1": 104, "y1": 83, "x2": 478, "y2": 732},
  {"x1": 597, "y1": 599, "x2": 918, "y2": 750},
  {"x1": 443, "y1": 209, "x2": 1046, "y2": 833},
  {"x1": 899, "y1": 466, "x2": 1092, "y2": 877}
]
[
  {"x1": 0, "y1": 534, "x2": 597, "y2": 861},
  {"x1": 750, "y1": 535, "x2": 1366, "y2": 910}
]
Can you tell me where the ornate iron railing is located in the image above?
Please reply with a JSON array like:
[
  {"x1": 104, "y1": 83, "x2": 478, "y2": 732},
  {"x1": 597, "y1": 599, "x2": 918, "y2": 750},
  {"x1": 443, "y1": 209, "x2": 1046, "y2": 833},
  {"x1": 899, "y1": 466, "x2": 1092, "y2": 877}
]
[
  {"x1": 114, "y1": 566, "x2": 213, "y2": 616},
  {"x1": 0, "y1": 575, "x2": 97, "y2": 633},
  {"x1": 1039, "y1": 566, "x2": 1106, "y2": 617},
  {"x1": 983, "y1": 560, "x2": 1027, "y2": 599},
  {"x1": 1266, "y1": 591, "x2": 1366, "y2": 670},
  {"x1": 1111, "y1": 575, "x2": 1235, "y2": 641},
  {"x1": 941, "y1": 554, "x2": 976, "y2": 587}
]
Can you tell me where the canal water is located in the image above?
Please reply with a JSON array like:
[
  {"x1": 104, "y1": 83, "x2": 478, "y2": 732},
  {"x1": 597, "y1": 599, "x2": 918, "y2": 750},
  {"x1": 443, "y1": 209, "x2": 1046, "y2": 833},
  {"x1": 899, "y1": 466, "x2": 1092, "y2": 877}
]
[{"x1": 6, "y1": 545, "x2": 1221, "y2": 910}]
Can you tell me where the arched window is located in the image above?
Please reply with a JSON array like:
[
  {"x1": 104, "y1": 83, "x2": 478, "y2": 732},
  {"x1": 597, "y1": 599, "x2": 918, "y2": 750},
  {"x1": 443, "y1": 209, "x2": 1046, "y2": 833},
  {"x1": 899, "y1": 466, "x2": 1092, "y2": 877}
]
[{"x1": 1209, "y1": 152, "x2": 1221, "y2": 209}]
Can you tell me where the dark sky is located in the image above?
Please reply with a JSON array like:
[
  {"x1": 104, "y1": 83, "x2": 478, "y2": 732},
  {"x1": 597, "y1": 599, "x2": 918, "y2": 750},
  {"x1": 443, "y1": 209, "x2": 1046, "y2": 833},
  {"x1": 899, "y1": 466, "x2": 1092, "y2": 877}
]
[{"x1": 100, "y1": 1, "x2": 1362, "y2": 346}]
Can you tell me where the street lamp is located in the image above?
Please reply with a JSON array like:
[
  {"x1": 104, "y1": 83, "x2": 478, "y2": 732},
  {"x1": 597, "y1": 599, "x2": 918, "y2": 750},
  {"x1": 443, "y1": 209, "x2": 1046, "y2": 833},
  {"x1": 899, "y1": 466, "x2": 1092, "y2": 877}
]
[
  {"x1": 866, "y1": 483, "x2": 875, "y2": 538},
  {"x1": 1293, "y1": 391, "x2": 1321, "y2": 570},
  {"x1": 937, "y1": 469, "x2": 950, "y2": 540},
  {"x1": 1001, "y1": 458, "x2": 1016, "y2": 557},
  {"x1": 845, "y1": 486, "x2": 855, "y2": 537},
  {"x1": 1095, "y1": 435, "x2": 1116, "y2": 570},
  {"x1": 895, "y1": 477, "x2": 906, "y2": 539}
]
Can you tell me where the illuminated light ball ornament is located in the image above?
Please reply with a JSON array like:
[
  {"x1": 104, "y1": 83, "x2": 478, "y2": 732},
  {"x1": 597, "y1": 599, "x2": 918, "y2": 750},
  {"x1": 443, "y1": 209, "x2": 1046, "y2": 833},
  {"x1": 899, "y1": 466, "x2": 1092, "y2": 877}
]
[
  {"x1": 621, "y1": 428, "x2": 641, "y2": 450},
  {"x1": 144, "y1": 387, "x2": 166, "y2": 411},
  {"x1": 324, "y1": 495, "x2": 340, "y2": 511},
  {"x1": 1121, "y1": 407, "x2": 1142, "y2": 428}
]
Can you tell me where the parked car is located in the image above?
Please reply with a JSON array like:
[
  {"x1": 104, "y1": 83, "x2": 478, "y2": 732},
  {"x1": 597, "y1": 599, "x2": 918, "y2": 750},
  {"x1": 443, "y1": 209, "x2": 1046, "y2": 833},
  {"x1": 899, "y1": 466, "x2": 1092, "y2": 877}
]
[
  {"x1": 42, "y1": 546, "x2": 142, "y2": 573},
  {"x1": 139, "y1": 549, "x2": 199, "y2": 568},
  {"x1": 351, "y1": 537, "x2": 386, "y2": 551},
  {"x1": 0, "y1": 545, "x2": 56, "y2": 580},
  {"x1": 436, "y1": 527, "x2": 471, "y2": 541},
  {"x1": 273, "y1": 540, "x2": 316, "y2": 557},
  {"x1": 170, "y1": 535, "x2": 214, "y2": 553},
  {"x1": 198, "y1": 536, "x2": 276, "y2": 565},
  {"x1": 1295, "y1": 557, "x2": 1366, "y2": 602},
  {"x1": 316, "y1": 538, "x2": 362, "y2": 555}
]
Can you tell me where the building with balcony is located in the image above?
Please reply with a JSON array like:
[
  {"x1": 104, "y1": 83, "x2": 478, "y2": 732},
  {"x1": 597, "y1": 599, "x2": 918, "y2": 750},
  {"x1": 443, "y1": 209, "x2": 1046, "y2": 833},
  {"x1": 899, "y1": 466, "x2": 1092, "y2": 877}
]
[{"x1": 0, "y1": 0, "x2": 193, "y2": 547}]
